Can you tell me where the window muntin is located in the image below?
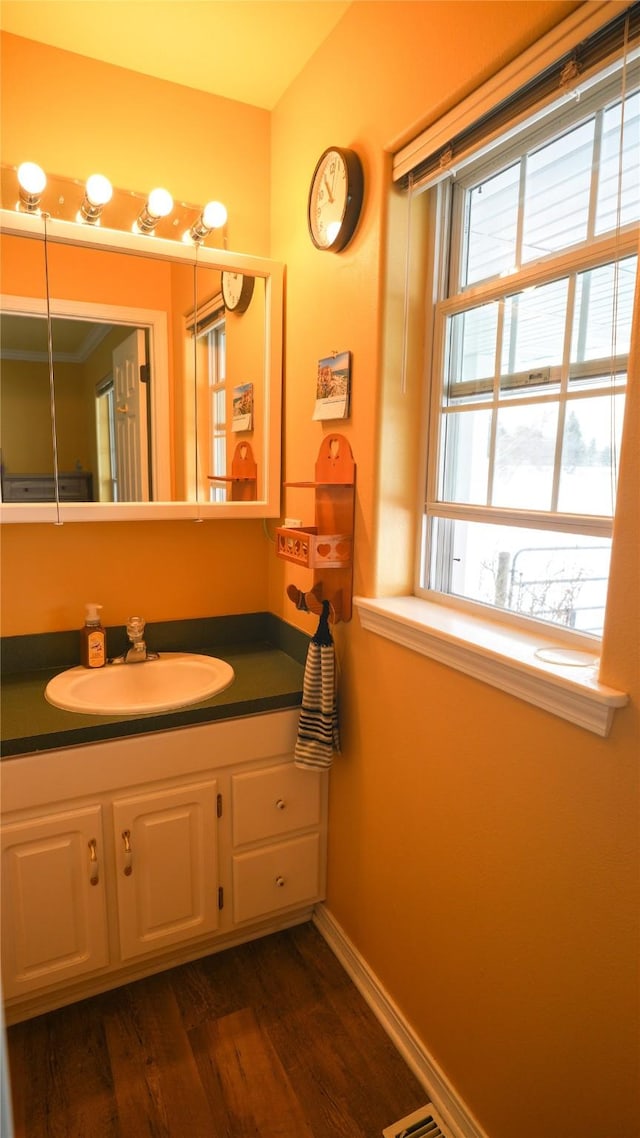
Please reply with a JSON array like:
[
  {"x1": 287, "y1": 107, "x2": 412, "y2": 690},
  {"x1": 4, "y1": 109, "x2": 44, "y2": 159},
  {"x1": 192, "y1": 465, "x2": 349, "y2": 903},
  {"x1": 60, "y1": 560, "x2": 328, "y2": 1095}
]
[{"x1": 422, "y1": 78, "x2": 639, "y2": 638}]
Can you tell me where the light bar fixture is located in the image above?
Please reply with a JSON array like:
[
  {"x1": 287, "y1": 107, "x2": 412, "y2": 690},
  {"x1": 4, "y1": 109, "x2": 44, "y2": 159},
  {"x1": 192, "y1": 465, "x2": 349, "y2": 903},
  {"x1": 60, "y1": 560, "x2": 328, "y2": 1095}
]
[
  {"x1": 134, "y1": 186, "x2": 174, "y2": 235},
  {"x1": 17, "y1": 162, "x2": 47, "y2": 212},
  {"x1": 9, "y1": 163, "x2": 229, "y2": 244},
  {"x1": 78, "y1": 173, "x2": 113, "y2": 224},
  {"x1": 187, "y1": 199, "x2": 228, "y2": 243}
]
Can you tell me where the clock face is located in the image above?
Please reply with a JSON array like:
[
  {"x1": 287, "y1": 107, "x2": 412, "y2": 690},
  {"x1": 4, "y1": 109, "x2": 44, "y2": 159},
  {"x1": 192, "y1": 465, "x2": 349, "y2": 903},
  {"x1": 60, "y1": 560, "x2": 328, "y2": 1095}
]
[
  {"x1": 308, "y1": 147, "x2": 363, "y2": 252},
  {"x1": 222, "y1": 271, "x2": 254, "y2": 313}
]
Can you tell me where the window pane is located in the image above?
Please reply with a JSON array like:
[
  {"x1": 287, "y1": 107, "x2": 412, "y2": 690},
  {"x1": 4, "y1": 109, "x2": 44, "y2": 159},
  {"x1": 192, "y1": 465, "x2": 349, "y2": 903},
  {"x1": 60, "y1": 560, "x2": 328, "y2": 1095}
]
[
  {"x1": 558, "y1": 393, "x2": 625, "y2": 516},
  {"x1": 501, "y1": 277, "x2": 568, "y2": 379},
  {"x1": 493, "y1": 402, "x2": 558, "y2": 510},
  {"x1": 596, "y1": 92, "x2": 640, "y2": 233},
  {"x1": 440, "y1": 409, "x2": 491, "y2": 504},
  {"x1": 464, "y1": 164, "x2": 520, "y2": 286},
  {"x1": 522, "y1": 119, "x2": 595, "y2": 260},
  {"x1": 429, "y1": 516, "x2": 611, "y2": 635},
  {"x1": 214, "y1": 388, "x2": 226, "y2": 426},
  {"x1": 571, "y1": 256, "x2": 638, "y2": 365},
  {"x1": 446, "y1": 303, "x2": 498, "y2": 395}
]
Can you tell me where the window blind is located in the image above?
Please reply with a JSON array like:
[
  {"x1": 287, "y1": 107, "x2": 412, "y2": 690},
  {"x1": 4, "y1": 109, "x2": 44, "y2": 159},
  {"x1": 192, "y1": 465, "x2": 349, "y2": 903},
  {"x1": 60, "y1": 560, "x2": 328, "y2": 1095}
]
[
  {"x1": 185, "y1": 292, "x2": 224, "y2": 335},
  {"x1": 393, "y1": 0, "x2": 640, "y2": 189}
]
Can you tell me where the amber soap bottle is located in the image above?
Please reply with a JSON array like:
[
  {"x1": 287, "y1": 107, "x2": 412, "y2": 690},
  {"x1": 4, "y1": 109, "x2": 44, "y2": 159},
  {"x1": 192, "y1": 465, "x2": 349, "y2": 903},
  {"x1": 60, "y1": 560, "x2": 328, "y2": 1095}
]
[{"x1": 80, "y1": 603, "x2": 106, "y2": 668}]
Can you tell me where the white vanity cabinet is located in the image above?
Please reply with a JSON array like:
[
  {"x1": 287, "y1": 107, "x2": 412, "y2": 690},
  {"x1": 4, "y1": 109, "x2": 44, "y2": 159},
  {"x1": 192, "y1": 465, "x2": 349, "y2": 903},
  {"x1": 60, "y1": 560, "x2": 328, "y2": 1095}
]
[{"x1": 0, "y1": 710, "x2": 327, "y2": 1023}]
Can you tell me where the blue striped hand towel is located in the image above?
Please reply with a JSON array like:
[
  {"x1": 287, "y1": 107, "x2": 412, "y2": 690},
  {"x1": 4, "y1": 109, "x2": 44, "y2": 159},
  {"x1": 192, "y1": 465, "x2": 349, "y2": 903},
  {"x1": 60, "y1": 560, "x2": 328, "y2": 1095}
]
[{"x1": 294, "y1": 601, "x2": 340, "y2": 770}]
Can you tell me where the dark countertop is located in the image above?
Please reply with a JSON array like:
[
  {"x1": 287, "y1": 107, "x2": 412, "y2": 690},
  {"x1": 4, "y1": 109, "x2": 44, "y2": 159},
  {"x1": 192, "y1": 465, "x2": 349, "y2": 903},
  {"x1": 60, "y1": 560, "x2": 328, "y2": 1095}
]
[{"x1": 1, "y1": 616, "x2": 307, "y2": 759}]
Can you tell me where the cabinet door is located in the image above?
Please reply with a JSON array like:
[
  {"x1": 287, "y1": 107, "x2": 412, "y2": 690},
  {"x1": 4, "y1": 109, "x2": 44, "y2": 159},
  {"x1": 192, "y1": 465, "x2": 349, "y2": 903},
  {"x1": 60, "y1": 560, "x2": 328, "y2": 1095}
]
[
  {"x1": 112, "y1": 780, "x2": 219, "y2": 961},
  {"x1": 1, "y1": 805, "x2": 109, "y2": 999}
]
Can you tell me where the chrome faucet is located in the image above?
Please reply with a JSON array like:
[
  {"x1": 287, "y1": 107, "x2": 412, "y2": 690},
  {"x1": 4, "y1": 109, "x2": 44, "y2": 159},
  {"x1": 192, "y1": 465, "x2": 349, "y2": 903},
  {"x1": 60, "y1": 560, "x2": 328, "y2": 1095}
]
[{"x1": 112, "y1": 616, "x2": 160, "y2": 664}]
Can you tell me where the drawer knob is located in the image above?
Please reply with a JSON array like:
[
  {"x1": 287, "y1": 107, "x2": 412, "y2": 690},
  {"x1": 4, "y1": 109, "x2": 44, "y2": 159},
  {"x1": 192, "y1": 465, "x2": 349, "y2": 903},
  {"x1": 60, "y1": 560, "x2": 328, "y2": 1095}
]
[
  {"x1": 275, "y1": 798, "x2": 287, "y2": 811},
  {"x1": 275, "y1": 875, "x2": 286, "y2": 888}
]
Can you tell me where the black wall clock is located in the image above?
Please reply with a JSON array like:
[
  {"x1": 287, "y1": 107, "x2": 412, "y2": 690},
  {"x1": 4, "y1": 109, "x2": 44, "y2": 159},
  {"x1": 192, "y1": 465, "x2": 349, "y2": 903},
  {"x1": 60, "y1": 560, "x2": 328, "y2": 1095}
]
[
  {"x1": 307, "y1": 146, "x2": 364, "y2": 253},
  {"x1": 222, "y1": 271, "x2": 254, "y2": 313}
]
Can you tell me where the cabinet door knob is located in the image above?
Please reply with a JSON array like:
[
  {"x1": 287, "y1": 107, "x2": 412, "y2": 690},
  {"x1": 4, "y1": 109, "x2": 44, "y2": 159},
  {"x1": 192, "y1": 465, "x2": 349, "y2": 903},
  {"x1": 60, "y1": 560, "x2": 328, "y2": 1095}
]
[
  {"x1": 275, "y1": 798, "x2": 286, "y2": 810},
  {"x1": 121, "y1": 829, "x2": 133, "y2": 875},
  {"x1": 275, "y1": 875, "x2": 285, "y2": 888},
  {"x1": 88, "y1": 838, "x2": 99, "y2": 886}
]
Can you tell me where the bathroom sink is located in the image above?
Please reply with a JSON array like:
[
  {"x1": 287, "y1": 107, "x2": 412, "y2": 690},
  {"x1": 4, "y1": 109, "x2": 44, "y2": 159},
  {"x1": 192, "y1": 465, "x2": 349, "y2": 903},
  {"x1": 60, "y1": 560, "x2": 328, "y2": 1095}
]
[{"x1": 45, "y1": 652, "x2": 235, "y2": 716}]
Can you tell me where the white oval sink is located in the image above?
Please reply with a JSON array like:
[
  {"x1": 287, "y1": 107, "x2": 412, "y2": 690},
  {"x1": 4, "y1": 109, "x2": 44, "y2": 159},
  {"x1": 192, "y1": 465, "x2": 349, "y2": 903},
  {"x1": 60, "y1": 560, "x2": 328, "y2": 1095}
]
[{"x1": 45, "y1": 652, "x2": 235, "y2": 716}]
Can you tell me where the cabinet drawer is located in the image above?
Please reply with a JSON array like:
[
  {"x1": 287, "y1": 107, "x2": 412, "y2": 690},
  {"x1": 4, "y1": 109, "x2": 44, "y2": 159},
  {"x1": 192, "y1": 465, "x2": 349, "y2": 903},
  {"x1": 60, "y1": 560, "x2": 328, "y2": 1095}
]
[
  {"x1": 1, "y1": 473, "x2": 92, "y2": 502},
  {"x1": 232, "y1": 833, "x2": 321, "y2": 924},
  {"x1": 232, "y1": 763, "x2": 321, "y2": 846}
]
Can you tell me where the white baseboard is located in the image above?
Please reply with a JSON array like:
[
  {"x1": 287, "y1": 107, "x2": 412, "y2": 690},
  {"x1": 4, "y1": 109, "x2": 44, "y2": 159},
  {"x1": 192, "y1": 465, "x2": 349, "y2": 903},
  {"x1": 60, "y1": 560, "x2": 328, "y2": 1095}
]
[{"x1": 312, "y1": 904, "x2": 490, "y2": 1138}]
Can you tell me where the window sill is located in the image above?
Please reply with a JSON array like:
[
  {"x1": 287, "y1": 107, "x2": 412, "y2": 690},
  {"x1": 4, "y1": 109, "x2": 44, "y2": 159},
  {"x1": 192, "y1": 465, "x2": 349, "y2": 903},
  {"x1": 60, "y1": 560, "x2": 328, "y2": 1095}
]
[{"x1": 353, "y1": 595, "x2": 628, "y2": 737}]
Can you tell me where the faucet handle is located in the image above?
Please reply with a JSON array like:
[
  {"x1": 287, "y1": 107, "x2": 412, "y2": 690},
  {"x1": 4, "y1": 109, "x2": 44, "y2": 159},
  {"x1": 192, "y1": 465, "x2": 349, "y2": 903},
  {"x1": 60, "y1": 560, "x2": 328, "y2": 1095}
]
[{"x1": 127, "y1": 616, "x2": 145, "y2": 641}]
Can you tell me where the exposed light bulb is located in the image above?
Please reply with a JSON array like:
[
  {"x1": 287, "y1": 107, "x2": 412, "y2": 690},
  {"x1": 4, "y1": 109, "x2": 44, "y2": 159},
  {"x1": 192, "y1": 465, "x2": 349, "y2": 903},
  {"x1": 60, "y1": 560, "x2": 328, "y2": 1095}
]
[
  {"x1": 16, "y1": 162, "x2": 47, "y2": 212},
  {"x1": 17, "y1": 162, "x2": 46, "y2": 196},
  {"x1": 185, "y1": 199, "x2": 228, "y2": 243},
  {"x1": 147, "y1": 187, "x2": 173, "y2": 218},
  {"x1": 85, "y1": 174, "x2": 113, "y2": 207},
  {"x1": 78, "y1": 173, "x2": 113, "y2": 224},
  {"x1": 202, "y1": 200, "x2": 227, "y2": 229},
  {"x1": 133, "y1": 187, "x2": 174, "y2": 235}
]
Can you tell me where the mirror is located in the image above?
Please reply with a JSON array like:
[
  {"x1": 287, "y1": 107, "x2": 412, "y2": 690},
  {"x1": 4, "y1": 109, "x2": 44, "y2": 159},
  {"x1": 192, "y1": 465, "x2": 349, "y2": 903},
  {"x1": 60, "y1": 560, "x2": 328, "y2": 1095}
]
[{"x1": 0, "y1": 206, "x2": 283, "y2": 521}]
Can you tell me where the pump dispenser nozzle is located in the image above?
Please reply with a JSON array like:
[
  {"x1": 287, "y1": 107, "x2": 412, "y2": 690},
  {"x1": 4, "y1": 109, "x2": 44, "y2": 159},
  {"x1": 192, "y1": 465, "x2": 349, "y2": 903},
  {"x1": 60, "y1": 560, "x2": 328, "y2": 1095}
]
[{"x1": 85, "y1": 603, "x2": 103, "y2": 626}]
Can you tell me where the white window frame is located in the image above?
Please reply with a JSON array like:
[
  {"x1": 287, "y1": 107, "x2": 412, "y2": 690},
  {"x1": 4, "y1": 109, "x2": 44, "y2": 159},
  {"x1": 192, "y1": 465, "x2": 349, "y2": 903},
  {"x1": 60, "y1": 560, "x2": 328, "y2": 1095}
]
[
  {"x1": 202, "y1": 314, "x2": 227, "y2": 503},
  {"x1": 356, "y1": 36, "x2": 638, "y2": 736}
]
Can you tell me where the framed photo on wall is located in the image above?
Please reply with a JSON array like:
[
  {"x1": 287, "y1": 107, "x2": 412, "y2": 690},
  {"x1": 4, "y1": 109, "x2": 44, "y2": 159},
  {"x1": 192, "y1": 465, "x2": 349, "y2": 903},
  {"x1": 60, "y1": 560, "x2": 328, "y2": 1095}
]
[
  {"x1": 313, "y1": 351, "x2": 351, "y2": 421},
  {"x1": 232, "y1": 383, "x2": 254, "y2": 432}
]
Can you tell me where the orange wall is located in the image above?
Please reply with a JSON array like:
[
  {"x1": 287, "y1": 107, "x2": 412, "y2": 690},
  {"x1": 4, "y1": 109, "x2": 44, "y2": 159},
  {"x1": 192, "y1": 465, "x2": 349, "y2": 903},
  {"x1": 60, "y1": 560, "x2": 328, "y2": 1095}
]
[
  {"x1": 0, "y1": 32, "x2": 272, "y2": 631},
  {"x1": 270, "y1": 4, "x2": 639, "y2": 1138},
  {"x1": 1, "y1": 358, "x2": 55, "y2": 472},
  {"x1": 1, "y1": 9, "x2": 639, "y2": 1138}
]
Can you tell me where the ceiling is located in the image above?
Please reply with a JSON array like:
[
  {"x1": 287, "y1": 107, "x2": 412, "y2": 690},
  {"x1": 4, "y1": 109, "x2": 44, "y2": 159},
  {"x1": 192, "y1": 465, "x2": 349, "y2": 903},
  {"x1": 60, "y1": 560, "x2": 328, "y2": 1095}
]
[
  {"x1": 0, "y1": 0, "x2": 351, "y2": 110},
  {"x1": 0, "y1": 313, "x2": 117, "y2": 362}
]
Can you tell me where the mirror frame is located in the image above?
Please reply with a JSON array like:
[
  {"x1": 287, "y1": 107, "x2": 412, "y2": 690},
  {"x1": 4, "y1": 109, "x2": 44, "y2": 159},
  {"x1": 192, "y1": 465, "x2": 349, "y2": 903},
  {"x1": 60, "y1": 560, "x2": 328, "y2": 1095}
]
[{"x1": 0, "y1": 208, "x2": 284, "y2": 522}]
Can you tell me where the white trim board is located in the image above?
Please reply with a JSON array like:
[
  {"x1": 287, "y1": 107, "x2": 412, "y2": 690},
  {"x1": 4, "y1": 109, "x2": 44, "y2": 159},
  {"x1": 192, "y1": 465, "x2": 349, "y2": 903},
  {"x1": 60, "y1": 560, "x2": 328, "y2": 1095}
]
[
  {"x1": 354, "y1": 596, "x2": 627, "y2": 737},
  {"x1": 312, "y1": 904, "x2": 490, "y2": 1138}
]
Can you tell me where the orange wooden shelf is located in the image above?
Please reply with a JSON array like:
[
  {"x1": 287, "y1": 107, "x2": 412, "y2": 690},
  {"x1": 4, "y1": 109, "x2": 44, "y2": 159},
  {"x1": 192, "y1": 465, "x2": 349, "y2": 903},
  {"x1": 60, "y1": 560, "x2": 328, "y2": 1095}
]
[
  {"x1": 207, "y1": 442, "x2": 257, "y2": 501},
  {"x1": 277, "y1": 434, "x2": 355, "y2": 623}
]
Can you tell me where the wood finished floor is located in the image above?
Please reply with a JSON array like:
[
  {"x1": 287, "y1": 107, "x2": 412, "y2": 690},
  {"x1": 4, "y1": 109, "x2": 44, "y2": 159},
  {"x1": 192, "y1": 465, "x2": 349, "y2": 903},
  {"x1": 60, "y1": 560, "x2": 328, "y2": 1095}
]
[{"x1": 6, "y1": 921, "x2": 426, "y2": 1138}]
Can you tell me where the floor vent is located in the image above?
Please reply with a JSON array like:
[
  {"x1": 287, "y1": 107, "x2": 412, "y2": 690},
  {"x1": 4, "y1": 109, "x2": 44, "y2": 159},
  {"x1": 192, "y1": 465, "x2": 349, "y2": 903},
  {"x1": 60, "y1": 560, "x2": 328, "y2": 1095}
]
[{"x1": 383, "y1": 1103, "x2": 454, "y2": 1138}]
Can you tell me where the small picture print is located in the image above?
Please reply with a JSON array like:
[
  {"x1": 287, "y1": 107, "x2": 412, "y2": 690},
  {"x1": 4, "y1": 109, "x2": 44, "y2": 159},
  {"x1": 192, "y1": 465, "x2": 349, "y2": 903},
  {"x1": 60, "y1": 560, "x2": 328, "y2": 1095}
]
[
  {"x1": 232, "y1": 383, "x2": 254, "y2": 432},
  {"x1": 313, "y1": 351, "x2": 351, "y2": 421}
]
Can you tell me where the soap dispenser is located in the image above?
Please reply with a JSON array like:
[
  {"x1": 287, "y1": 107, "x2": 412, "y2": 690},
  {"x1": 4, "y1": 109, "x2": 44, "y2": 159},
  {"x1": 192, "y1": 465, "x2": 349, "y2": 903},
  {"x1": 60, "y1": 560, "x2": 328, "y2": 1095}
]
[{"x1": 80, "y1": 604, "x2": 106, "y2": 669}]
